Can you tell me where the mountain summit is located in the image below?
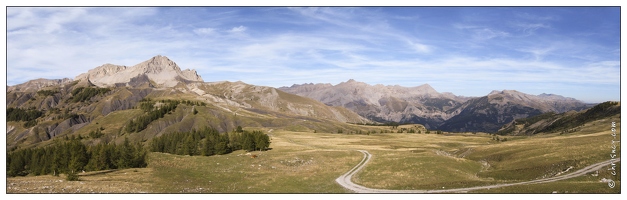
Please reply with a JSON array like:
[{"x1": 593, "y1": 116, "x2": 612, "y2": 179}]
[{"x1": 75, "y1": 55, "x2": 203, "y2": 88}]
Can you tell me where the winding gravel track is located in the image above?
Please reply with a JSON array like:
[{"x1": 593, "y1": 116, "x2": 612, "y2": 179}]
[{"x1": 336, "y1": 150, "x2": 621, "y2": 193}]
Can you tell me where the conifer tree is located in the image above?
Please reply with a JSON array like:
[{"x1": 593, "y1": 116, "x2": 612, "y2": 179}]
[{"x1": 116, "y1": 138, "x2": 134, "y2": 168}]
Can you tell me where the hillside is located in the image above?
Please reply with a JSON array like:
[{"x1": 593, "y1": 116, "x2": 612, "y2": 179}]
[
  {"x1": 497, "y1": 101, "x2": 620, "y2": 135},
  {"x1": 5, "y1": 56, "x2": 370, "y2": 150}
]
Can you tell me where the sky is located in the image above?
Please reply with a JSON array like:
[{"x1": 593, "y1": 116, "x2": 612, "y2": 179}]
[{"x1": 5, "y1": 6, "x2": 621, "y2": 103}]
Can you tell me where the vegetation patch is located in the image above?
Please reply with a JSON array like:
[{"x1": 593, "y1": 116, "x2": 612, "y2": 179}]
[
  {"x1": 6, "y1": 107, "x2": 43, "y2": 128},
  {"x1": 7, "y1": 137, "x2": 147, "y2": 180},
  {"x1": 37, "y1": 89, "x2": 59, "y2": 96},
  {"x1": 149, "y1": 126, "x2": 270, "y2": 156},
  {"x1": 70, "y1": 87, "x2": 111, "y2": 103}
]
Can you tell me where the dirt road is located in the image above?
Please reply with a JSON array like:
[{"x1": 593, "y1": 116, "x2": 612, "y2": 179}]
[{"x1": 336, "y1": 150, "x2": 621, "y2": 193}]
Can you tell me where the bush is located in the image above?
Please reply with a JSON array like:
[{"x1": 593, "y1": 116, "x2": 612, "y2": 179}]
[{"x1": 66, "y1": 170, "x2": 79, "y2": 181}]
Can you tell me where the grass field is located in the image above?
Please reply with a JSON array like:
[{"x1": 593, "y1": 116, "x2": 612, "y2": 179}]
[{"x1": 6, "y1": 115, "x2": 621, "y2": 193}]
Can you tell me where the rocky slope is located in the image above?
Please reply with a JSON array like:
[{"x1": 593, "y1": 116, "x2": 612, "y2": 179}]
[{"x1": 280, "y1": 80, "x2": 591, "y2": 132}]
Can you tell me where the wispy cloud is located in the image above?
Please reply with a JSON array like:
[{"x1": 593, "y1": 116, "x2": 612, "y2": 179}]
[
  {"x1": 193, "y1": 27, "x2": 216, "y2": 35},
  {"x1": 514, "y1": 22, "x2": 550, "y2": 35},
  {"x1": 6, "y1": 7, "x2": 620, "y2": 103},
  {"x1": 229, "y1": 25, "x2": 247, "y2": 33},
  {"x1": 515, "y1": 12, "x2": 559, "y2": 21}
]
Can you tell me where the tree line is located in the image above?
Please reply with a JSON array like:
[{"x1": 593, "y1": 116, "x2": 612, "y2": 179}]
[
  {"x1": 6, "y1": 107, "x2": 43, "y2": 128},
  {"x1": 150, "y1": 126, "x2": 270, "y2": 156},
  {"x1": 7, "y1": 136, "x2": 147, "y2": 180},
  {"x1": 125, "y1": 100, "x2": 179, "y2": 133},
  {"x1": 70, "y1": 87, "x2": 111, "y2": 103},
  {"x1": 37, "y1": 89, "x2": 59, "y2": 97}
]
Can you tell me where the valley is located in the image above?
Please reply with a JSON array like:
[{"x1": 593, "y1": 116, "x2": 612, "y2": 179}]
[{"x1": 7, "y1": 114, "x2": 621, "y2": 193}]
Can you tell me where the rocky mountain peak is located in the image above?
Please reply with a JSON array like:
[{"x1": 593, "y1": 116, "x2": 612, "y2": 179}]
[
  {"x1": 135, "y1": 55, "x2": 180, "y2": 73},
  {"x1": 346, "y1": 79, "x2": 357, "y2": 83},
  {"x1": 414, "y1": 83, "x2": 439, "y2": 95},
  {"x1": 74, "y1": 55, "x2": 203, "y2": 88},
  {"x1": 338, "y1": 79, "x2": 367, "y2": 86}
]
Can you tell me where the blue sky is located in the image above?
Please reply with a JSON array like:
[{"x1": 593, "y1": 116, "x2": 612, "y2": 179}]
[{"x1": 5, "y1": 7, "x2": 621, "y2": 103}]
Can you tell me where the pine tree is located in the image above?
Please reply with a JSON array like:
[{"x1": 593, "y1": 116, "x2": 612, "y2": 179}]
[
  {"x1": 66, "y1": 157, "x2": 81, "y2": 181},
  {"x1": 117, "y1": 138, "x2": 134, "y2": 168},
  {"x1": 242, "y1": 133, "x2": 255, "y2": 152},
  {"x1": 183, "y1": 135, "x2": 196, "y2": 156},
  {"x1": 133, "y1": 142, "x2": 147, "y2": 168},
  {"x1": 202, "y1": 137, "x2": 215, "y2": 156},
  {"x1": 254, "y1": 132, "x2": 270, "y2": 151}
]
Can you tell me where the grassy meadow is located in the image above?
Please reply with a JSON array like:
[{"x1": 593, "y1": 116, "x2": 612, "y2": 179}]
[{"x1": 6, "y1": 114, "x2": 621, "y2": 193}]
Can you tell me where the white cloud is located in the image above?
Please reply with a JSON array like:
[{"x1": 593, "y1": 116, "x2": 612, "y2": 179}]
[
  {"x1": 229, "y1": 25, "x2": 247, "y2": 33},
  {"x1": 513, "y1": 22, "x2": 550, "y2": 35},
  {"x1": 516, "y1": 46, "x2": 557, "y2": 61},
  {"x1": 472, "y1": 28, "x2": 510, "y2": 41},
  {"x1": 7, "y1": 7, "x2": 88, "y2": 35},
  {"x1": 408, "y1": 41, "x2": 431, "y2": 53},
  {"x1": 193, "y1": 27, "x2": 216, "y2": 35},
  {"x1": 453, "y1": 23, "x2": 510, "y2": 42}
]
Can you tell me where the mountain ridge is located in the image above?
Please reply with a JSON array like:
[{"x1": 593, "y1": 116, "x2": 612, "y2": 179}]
[
  {"x1": 279, "y1": 79, "x2": 591, "y2": 132},
  {"x1": 6, "y1": 55, "x2": 597, "y2": 144}
]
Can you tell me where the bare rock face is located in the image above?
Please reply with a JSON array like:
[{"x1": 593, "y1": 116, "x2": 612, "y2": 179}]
[
  {"x1": 101, "y1": 88, "x2": 152, "y2": 116},
  {"x1": 74, "y1": 55, "x2": 204, "y2": 88},
  {"x1": 45, "y1": 114, "x2": 91, "y2": 139}
]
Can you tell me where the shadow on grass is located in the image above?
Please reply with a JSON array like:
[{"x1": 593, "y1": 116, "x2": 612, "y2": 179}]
[{"x1": 79, "y1": 169, "x2": 121, "y2": 177}]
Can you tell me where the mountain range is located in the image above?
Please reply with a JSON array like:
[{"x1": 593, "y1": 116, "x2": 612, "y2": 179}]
[
  {"x1": 6, "y1": 55, "x2": 369, "y2": 149},
  {"x1": 279, "y1": 80, "x2": 592, "y2": 132},
  {"x1": 6, "y1": 55, "x2": 597, "y2": 149}
]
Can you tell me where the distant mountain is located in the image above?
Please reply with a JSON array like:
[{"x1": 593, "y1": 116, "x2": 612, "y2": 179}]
[
  {"x1": 438, "y1": 90, "x2": 590, "y2": 133},
  {"x1": 7, "y1": 78, "x2": 74, "y2": 93},
  {"x1": 279, "y1": 80, "x2": 592, "y2": 132},
  {"x1": 280, "y1": 79, "x2": 471, "y2": 129},
  {"x1": 496, "y1": 101, "x2": 620, "y2": 135},
  {"x1": 6, "y1": 56, "x2": 370, "y2": 149}
]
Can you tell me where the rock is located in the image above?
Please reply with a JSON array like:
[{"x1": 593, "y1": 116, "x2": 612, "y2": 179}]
[{"x1": 47, "y1": 114, "x2": 91, "y2": 138}]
